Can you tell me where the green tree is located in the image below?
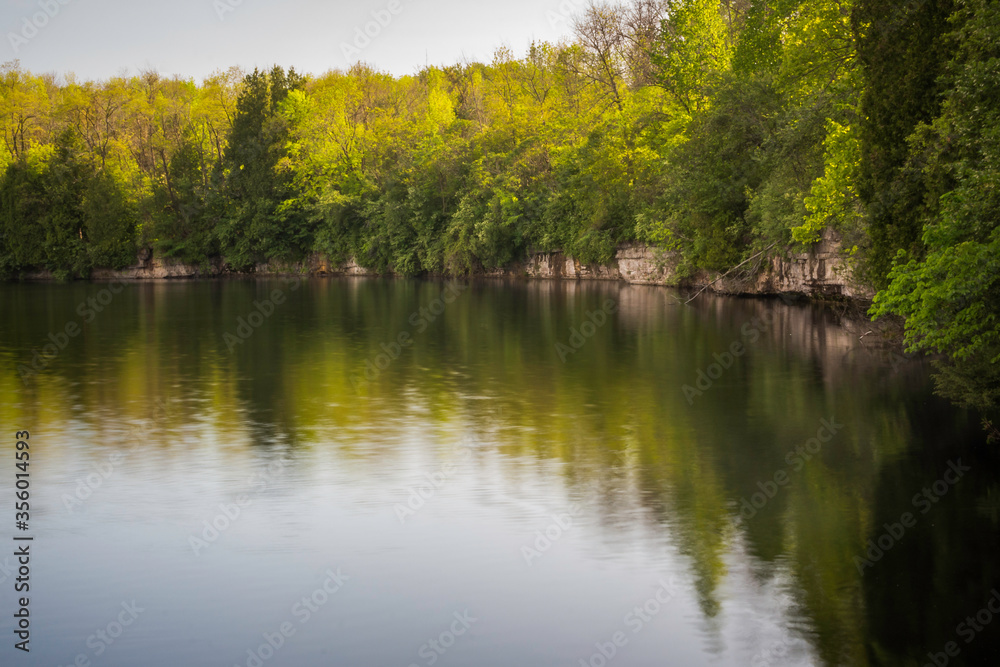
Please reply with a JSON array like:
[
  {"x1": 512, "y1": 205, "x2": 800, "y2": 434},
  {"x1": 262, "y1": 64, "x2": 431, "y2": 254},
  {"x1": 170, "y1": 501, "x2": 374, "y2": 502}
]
[
  {"x1": 853, "y1": 0, "x2": 956, "y2": 286},
  {"x1": 0, "y1": 131, "x2": 91, "y2": 279},
  {"x1": 216, "y1": 66, "x2": 308, "y2": 268},
  {"x1": 871, "y1": 0, "x2": 1000, "y2": 413}
]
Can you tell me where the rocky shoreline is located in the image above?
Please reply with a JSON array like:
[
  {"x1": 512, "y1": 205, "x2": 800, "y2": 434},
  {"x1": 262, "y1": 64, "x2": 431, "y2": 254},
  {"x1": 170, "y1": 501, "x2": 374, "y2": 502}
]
[{"x1": 12, "y1": 227, "x2": 873, "y2": 303}]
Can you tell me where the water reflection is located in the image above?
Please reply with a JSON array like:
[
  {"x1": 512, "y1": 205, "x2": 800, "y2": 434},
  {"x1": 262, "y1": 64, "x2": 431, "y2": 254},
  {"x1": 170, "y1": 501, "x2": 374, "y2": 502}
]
[{"x1": 0, "y1": 278, "x2": 997, "y2": 666}]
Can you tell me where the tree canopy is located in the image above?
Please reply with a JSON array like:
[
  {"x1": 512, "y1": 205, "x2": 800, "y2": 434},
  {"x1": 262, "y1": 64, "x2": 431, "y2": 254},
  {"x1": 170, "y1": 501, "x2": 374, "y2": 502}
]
[{"x1": 1, "y1": 0, "x2": 998, "y2": 414}]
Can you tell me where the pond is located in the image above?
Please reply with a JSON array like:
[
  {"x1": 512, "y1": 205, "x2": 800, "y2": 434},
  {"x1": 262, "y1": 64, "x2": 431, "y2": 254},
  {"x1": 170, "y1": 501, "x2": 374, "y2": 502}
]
[{"x1": 0, "y1": 278, "x2": 997, "y2": 666}]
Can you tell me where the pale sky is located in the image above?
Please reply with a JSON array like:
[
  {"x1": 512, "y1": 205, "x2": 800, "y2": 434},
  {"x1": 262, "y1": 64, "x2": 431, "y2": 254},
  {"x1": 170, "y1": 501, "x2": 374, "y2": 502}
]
[{"x1": 2, "y1": 0, "x2": 582, "y2": 81}]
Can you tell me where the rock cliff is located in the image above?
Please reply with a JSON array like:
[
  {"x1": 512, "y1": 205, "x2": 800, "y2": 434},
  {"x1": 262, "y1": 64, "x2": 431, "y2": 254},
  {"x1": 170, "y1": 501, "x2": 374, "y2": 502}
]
[{"x1": 17, "y1": 228, "x2": 874, "y2": 301}]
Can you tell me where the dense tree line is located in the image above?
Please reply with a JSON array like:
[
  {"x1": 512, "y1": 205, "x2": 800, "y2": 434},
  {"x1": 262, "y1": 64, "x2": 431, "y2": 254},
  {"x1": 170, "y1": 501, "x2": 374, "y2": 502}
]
[{"x1": 1, "y1": 0, "x2": 997, "y2": 411}]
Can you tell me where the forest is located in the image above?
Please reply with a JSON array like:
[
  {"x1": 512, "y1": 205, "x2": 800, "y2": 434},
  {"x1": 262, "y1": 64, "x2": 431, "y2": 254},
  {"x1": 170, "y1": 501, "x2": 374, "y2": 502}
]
[{"x1": 1, "y1": 0, "x2": 998, "y2": 414}]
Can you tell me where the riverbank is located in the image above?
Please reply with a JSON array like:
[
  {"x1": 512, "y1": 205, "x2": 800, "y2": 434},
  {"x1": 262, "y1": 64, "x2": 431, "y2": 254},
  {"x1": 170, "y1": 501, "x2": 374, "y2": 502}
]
[{"x1": 11, "y1": 227, "x2": 873, "y2": 302}]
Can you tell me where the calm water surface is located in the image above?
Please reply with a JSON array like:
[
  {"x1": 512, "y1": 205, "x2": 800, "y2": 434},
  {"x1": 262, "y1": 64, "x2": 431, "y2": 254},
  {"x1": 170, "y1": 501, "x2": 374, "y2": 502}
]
[{"x1": 0, "y1": 278, "x2": 997, "y2": 667}]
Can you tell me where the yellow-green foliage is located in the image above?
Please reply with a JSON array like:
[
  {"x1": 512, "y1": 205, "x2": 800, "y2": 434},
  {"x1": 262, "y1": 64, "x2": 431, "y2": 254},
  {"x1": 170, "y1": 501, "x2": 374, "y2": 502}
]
[{"x1": 797, "y1": 120, "x2": 862, "y2": 244}]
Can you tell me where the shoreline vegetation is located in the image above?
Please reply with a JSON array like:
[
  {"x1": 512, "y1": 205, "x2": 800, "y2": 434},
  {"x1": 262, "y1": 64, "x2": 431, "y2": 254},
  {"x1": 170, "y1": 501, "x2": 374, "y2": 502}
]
[
  {"x1": 8, "y1": 235, "x2": 870, "y2": 301},
  {"x1": 2, "y1": 0, "x2": 998, "y2": 420}
]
